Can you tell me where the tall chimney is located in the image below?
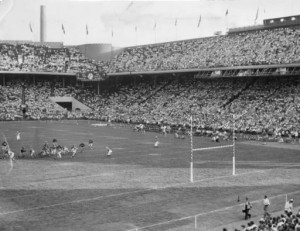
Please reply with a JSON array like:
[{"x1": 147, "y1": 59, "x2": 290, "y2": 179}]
[{"x1": 40, "y1": 5, "x2": 46, "y2": 42}]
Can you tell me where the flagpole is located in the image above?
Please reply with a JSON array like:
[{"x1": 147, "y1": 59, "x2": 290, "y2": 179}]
[
  {"x1": 61, "y1": 24, "x2": 64, "y2": 45},
  {"x1": 197, "y1": 15, "x2": 201, "y2": 38},
  {"x1": 29, "y1": 23, "x2": 34, "y2": 42},
  {"x1": 254, "y1": 8, "x2": 259, "y2": 25},
  {"x1": 85, "y1": 24, "x2": 87, "y2": 56},
  {"x1": 154, "y1": 24, "x2": 157, "y2": 43},
  {"x1": 174, "y1": 19, "x2": 178, "y2": 41},
  {"x1": 110, "y1": 28, "x2": 113, "y2": 60},
  {"x1": 225, "y1": 9, "x2": 229, "y2": 34},
  {"x1": 135, "y1": 26, "x2": 137, "y2": 46}
]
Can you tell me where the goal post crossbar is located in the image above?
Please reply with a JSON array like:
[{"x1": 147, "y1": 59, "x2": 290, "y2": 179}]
[
  {"x1": 192, "y1": 144, "x2": 233, "y2": 152},
  {"x1": 189, "y1": 115, "x2": 236, "y2": 183}
]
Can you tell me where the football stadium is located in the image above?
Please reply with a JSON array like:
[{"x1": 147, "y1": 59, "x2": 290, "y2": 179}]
[{"x1": 0, "y1": 0, "x2": 300, "y2": 230}]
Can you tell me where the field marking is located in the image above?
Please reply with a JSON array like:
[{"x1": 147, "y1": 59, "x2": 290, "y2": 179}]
[
  {"x1": 1, "y1": 152, "x2": 298, "y2": 189},
  {"x1": 125, "y1": 189, "x2": 300, "y2": 231},
  {"x1": 0, "y1": 169, "x2": 265, "y2": 216}
]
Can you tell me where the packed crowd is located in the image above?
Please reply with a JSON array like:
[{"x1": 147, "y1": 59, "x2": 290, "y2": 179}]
[
  {"x1": 108, "y1": 27, "x2": 300, "y2": 73},
  {"x1": 1, "y1": 74, "x2": 300, "y2": 138},
  {"x1": 228, "y1": 198, "x2": 300, "y2": 231},
  {"x1": 0, "y1": 79, "x2": 96, "y2": 121},
  {"x1": 72, "y1": 76, "x2": 299, "y2": 138},
  {"x1": 0, "y1": 43, "x2": 105, "y2": 80},
  {"x1": 1, "y1": 27, "x2": 300, "y2": 78}
]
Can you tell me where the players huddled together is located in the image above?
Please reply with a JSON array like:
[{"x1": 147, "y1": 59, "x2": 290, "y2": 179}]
[{"x1": 0, "y1": 137, "x2": 95, "y2": 160}]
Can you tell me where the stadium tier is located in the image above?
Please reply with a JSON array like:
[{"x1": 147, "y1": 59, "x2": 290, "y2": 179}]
[
  {"x1": 0, "y1": 26, "x2": 300, "y2": 78},
  {"x1": 1, "y1": 75, "x2": 300, "y2": 139}
]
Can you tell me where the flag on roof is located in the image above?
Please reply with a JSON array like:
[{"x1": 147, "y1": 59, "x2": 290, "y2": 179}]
[
  {"x1": 255, "y1": 8, "x2": 259, "y2": 22},
  {"x1": 153, "y1": 22, "x2": 156, "y2": 30},
  {"x1": 29, "y1": 23, "x2": 33, "y2": 32},
  {"x1": 225, "y1": 9, "x2": 228, "y2": 16},
  {"x1": 62, "y1": 24, "x2": 65, "y2": 34},
  {"x1": 86, "y1": 24, "x2": 88, "y2": 35},
  {"x1": 197, "y1": 15, "x2": 202, "y2": 28},
  {"x1": 126, "y1": 1, "x2": 134, "y2": 11},
  {"x1": 175, "y1": 18, "x2": 177, "y2": 26}
]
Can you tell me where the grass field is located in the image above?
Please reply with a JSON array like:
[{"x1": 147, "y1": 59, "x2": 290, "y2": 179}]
[{"x1": 0, "y1": 120, "x2": 299, "y2": 231}]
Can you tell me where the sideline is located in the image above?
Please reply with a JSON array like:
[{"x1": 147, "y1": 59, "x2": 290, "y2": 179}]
[{"x1": 126, "y1": 190, "x2": 300, "y2": 231}]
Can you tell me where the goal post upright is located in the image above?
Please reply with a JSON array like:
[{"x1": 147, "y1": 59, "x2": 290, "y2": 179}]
[
  {"x1": 232, "y1": 115, "x2": 236, "y2": 176},
  {"x1": 190, "y1": 113, "x2": 236, "y2": 182},
  {"x1": 190, "y1": 115, "x2": 194, "y2": 183}
]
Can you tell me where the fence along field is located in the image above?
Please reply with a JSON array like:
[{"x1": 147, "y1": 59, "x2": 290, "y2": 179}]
[{"x1": 0, "y1": 120, "x2": 299, "y2": 231}]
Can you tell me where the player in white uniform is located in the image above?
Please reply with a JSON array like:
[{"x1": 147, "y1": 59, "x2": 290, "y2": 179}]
[
  {"x1": 16, "y1": 131, "x2": 21, "y2": 141},
  {"x1": 29, "y1": 148, "x2": 35, "y2": 158},
  {"x1": 106, "y1": 146, "x2": 112, "y2": 157},
  {"x1": 154, "y1": 136, "x2": 159, "y2": 147},
  {"x1": 8, "y1": 150, "x2": 15, "y2": 160},
  {"x1": 162, "y1": 126, "x2": 167, "y2": 136},
  {"x1": 56, "y1": 146, "x2": 62, "y2": 159},
  {"x1": 62, "y1": 146, "x2": 69, "y2": 155},
  {"x1": 71, "y1": 145, "x2": 78, "y2": 158}
]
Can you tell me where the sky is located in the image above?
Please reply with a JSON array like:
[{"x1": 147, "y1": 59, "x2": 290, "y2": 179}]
[{"x1": 0, "y1": 0, "x2": 299, "y2": 47}]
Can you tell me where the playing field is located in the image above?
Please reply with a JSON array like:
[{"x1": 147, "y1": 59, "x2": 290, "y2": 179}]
[{"x1": 0, "y1": 120, "x2": 299, "y2": 231}]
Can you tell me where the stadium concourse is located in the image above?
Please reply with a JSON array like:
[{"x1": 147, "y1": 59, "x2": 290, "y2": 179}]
[{"x1": 0, "y1": 20, "x2": 300, "y2": 231}]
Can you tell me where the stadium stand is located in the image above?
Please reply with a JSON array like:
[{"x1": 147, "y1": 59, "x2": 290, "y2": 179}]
[
  {"x1": 0, "y1": 24, "x2": 300, "y2": 140},
  {"x1": 1, "y1": 74, "x2": 299, "y2": 143},
  {"x1": 108, "y1": 27, "x2": 300, "y2": 73},
  {"x1": 0, "y1": 43, "x2": 107, "y2": 80}
]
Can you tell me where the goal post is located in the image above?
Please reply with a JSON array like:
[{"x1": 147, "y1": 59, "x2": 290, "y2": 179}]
[{"x1": 189, "y1": 115, "x2": 236, "y2": 183}]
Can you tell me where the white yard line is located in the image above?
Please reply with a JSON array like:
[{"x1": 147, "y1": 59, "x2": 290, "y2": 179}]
[{"x1": 125, "y1": 189, "x2": 300, "y2": 231}]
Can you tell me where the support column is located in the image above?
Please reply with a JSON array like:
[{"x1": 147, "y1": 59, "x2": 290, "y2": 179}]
[
  {"x1": 33, "y1": 75, "x2": 36, "y2": 85},
  {"x1": 63, "y1": 76, "x2": 65, "y2": 88},
  {"x1": 154, "y1": 76, "x2": 157, "y2": 88},
  {"x1": 3, "y1": 75, "x2": 5, "y2": 86},
  {"x1": 114, "y1": 76, "x2": 118, "y2": 90},
  {"x1": 97, "y1": 81, "x2": 100, "y2": 95}
]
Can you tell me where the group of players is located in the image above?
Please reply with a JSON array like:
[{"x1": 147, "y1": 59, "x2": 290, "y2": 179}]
[
  {"x1": 1, "y1": 122, "x2": 189, "y2": 161},
  {"x1": 133, "y1": 124, "x2": 187, "y2": 148},
  {"x1": 1, "y1": 131, "x2": 113, "y2": 161}
]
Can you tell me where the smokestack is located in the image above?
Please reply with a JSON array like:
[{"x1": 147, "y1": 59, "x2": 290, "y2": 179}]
[{"x1": 40, "y1": 5, "x2": 46, "y2": 42}]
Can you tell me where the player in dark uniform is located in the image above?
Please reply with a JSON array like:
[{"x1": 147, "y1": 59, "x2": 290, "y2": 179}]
[
  {"x1": 1, "y1": 141, "x2": 9, "y2": 158},
  {"x1": 52, "y1": 139, "x2": 58, "y2": 148},
  {"x1": 19, "y1": 146, "x2": 27, "y2": 158},
  {"x1": 79, "y1": 143, "x2": 85, "y2": 153}
]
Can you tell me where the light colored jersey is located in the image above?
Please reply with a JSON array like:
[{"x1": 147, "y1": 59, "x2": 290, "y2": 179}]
[
  {"x1": 8, "y1": 150, "x2": 14, "y2": 159},
  {"x1": 107, "y1": 149, "x2": 112, "y2": 156}
]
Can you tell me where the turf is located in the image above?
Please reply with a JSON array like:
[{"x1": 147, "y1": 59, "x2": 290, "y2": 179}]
[{"x1": 0, "y1": 120, "x2": 299, "y2": 231}]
